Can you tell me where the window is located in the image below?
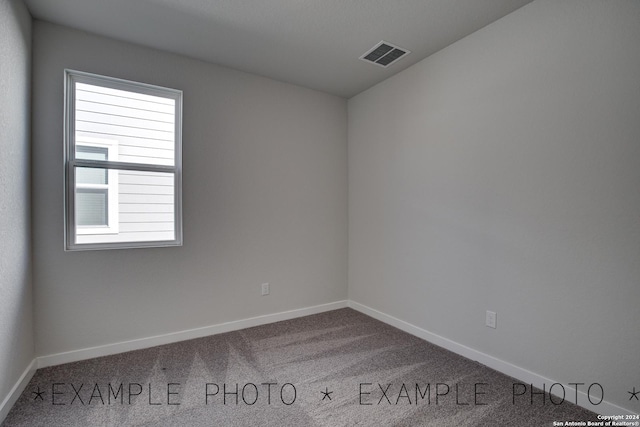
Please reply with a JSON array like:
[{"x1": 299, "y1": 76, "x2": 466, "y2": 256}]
[
  {"x1": 65, "y1": 70, "x2": 182, "y2": 250},
  {"x1": 75, "y1": 138, "x2": 119, "y2": 235}
]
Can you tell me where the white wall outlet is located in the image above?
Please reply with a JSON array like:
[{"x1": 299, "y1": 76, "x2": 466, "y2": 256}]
[
  {"x1": 486, "y1": 310, "x2": 497, "y2": 329},
  {"x1": 261, "y1": 283, "x2": 270, "y2": 296}
]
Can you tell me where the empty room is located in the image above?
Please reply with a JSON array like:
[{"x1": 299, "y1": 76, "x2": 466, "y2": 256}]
[{"x1": 1, "y1": 0, "x2": 639, "y2": 425}]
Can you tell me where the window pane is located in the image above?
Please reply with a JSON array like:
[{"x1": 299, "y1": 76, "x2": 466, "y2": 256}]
[
  {"x1": 77, "y1": 146, "x2": 108, "y2": 161},
  {"x1": 75, "y1": 168, "x2": 176, "y2": 245},
  {"x1": 76, "y1": 166, "x2": 107, "y2": 185},
  {"x1": 75, "y1": 82, "x2": 176, "y2": 166},
  {"x1": 76, "y1": 190, "x2": 107, "y2": 226}
]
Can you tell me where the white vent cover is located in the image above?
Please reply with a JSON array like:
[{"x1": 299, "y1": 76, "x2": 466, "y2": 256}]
[{"x1": 359, "y1": 41, "x2": 411, "y2": 68}]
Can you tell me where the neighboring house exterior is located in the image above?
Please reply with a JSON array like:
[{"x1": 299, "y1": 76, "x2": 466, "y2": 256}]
[{"x1": 74, "y1": 82, "x2": 176, "y2": 245}]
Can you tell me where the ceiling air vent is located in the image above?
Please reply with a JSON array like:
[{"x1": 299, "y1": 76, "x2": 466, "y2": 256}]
[{"x1": 359, "y1": 41, "x2": 410, "y2": 68}]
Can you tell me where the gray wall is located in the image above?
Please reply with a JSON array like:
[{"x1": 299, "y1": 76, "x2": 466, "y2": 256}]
[
  {"x1": 32, "y1": 22, "x2": 348, "y2": 356},
  {"x1": 348, "y1": 0, "x2": 640, "y2": 412},
  {"x1": 0, "y1": 0, "x2": 33, "y2": 408}
]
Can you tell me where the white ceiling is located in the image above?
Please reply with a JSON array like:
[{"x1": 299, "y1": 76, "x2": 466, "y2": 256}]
[{"x1": 23, "y1": 0, "x2": 534, "y2": 98}]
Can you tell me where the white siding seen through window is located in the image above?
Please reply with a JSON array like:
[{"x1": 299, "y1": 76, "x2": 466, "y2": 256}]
[{"x1": 65, "y1": 70, "x2": 182, "y2": 250}]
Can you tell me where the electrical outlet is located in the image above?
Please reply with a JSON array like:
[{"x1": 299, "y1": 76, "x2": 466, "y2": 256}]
[
  {"x1": 261, "y1": 283, "x2": 270, "y2": 296},
  {"x1": 485, "y1": 310, "x2": 497, "y2": 329}
]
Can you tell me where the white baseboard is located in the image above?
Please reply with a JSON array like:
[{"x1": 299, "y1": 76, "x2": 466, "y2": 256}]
[
  {"x1": 0, "y1": 359, "x2": 37, "y2": 423},
  {"x1": 37, "y1": 300, "x2": 348, "y2": 369},
  {"x1": 348, "y1": 300, "x2": 634, "y2": 417}
]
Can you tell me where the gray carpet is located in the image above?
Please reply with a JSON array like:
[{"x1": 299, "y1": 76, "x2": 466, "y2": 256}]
[{"x1": 3, "y1": 308, "x2": 598, "y2": 426}]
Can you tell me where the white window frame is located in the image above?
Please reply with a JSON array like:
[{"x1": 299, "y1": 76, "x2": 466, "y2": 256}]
[
  {"x1": 75, "y1": 137, "x2": 119, "y2": 236},
  {"x1": 64, "y1": 69, "x2": 183, "y2": 251}
]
